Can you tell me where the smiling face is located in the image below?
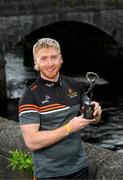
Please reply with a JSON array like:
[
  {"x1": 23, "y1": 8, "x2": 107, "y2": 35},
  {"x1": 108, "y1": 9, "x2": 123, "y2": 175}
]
[{"x1": 35, "y1": 47, "x2": 63, "y2": 81}]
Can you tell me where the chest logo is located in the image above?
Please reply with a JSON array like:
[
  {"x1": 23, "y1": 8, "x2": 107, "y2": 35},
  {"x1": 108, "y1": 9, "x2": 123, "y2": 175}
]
[
  {"x1": 67, "y1": 88, "x2": 77, "y2": 98},
  {"x1": 42, "y1": 95, "x2": 51, "y2": 104}
]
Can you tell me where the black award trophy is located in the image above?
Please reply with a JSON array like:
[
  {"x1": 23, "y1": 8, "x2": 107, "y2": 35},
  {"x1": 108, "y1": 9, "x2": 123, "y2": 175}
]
[{"x1": 82, "y1": 72, "x2": 99, "y2": 119}]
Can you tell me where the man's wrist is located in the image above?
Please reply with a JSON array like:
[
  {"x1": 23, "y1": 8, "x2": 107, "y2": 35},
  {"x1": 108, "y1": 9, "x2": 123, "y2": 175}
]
[{"x1": 64, "y1": 124, "x2": 72, "y2": 135}]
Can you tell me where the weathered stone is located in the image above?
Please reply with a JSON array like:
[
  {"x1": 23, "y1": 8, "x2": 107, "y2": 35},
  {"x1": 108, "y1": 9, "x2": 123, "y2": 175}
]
[
  {"x1": 0, "y1": 117, "x2": 31, "y2": 179},
  {"x1": 0, "y1": 117, "x2": 28, "y2": 157},
  {"x1": 0, "y1": 116, "x2": 123, "y2": 179},
  {"x1": 83, "y1": 143, "x2": 123, "y2": 179},
  {"x1": 0, "y1": 0, "x2": 123, "y2": 49}
]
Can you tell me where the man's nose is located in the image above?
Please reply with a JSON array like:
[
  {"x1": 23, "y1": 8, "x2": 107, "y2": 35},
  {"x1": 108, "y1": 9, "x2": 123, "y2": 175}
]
[{"x1": 47, "y1": 58, "x2": 53, "y2": 65}]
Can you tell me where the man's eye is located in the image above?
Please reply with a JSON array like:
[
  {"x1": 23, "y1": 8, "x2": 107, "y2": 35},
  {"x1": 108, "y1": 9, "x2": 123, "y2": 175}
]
[
  {"x1": 40, "y1": 57, "x2": 46, "y2": 61},
  {"x1": 51, "y1": 56, "x2": 58, "y2": 60}
]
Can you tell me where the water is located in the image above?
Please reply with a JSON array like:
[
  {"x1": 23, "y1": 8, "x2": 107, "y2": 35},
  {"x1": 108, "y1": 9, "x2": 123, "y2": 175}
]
[
  {"x1": 5, "y1": 52, "x2": 36, "y2": 99},
  {"x1": 4, "y1": 51, "x2": 123, "y2": 154}
]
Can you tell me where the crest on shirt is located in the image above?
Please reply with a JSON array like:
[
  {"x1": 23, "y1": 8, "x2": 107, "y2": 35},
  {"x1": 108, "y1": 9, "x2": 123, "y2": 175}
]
[
  {"x1": 42, "y1": 95, "x2": 50, "y2": 104},
  {"x1": 67, "y1": 88, "x2": 77, "y2": 98}
]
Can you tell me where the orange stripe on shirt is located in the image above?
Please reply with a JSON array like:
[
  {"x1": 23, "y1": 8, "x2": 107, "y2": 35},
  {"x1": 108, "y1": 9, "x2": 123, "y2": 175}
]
[
  {"x1": 19, "y1": 104, "x2": 38, "y2": 110},
  {"x1": 19, "y1": 103, "x2": 66, "y2": 113},
  {"x1": 19, "y1": 107, "x2": 39, "y2": 113},
  {"x1": 40, "y1": 105, "x2": 66, "y2": 112},
  {"x1": 39, "y1": 103, "x2": 65, "y2": 110}
]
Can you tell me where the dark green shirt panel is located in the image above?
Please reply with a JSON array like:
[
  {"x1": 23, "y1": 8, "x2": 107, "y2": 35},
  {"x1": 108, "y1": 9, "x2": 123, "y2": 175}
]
[
  {"x1": 33, "y1": 132, "x2": 88, "y2": 178},
  {"x1": 19, "y1": 88, "x2": 40, "y2": 125},
  {"x1": 19, "y1": 88, "x2": 38, "y2": 106},
  {"x1": 40, "y1": 104, "x2": 80, "y2": 130},
  {"x1": 19, "y1": 112, "x2": 40, "y2": 125}
]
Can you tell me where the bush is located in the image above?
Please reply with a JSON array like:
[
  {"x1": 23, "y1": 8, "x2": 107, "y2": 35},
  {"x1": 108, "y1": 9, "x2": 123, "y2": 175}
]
[{"x1": 8, "y1": 149, "x2": 34, "y2": 175}]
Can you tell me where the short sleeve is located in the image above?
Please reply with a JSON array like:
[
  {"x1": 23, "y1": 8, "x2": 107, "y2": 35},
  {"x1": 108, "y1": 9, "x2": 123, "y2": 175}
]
[{"x1": 19, "y1": 89, "x2": 40, "y2": 125}]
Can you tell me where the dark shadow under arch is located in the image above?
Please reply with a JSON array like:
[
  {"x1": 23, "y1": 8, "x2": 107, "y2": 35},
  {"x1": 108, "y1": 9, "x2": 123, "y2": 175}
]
[{"x1": 22, "y1": 21, "x2": 123, "y2": 84}]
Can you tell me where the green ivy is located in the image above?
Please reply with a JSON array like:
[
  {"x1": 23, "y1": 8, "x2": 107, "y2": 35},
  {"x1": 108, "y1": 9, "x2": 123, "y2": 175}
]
[{"x1": 8, "y1": 150, "x2": 34, "y2": 175}]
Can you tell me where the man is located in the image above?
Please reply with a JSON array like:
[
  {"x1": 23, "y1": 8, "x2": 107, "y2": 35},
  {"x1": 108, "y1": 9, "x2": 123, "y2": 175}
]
[{"x1": 19, "y1": 38, "x2": 102, "y2": 180}]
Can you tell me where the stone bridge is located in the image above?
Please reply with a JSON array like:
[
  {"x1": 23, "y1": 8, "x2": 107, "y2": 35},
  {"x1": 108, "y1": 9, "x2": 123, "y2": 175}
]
[
  {"x1": 0, "y1": 0, "x2": 123, "y2": 49},
  {"x1": 0, "y1": 0, "x2": 123, "y2": 100}
]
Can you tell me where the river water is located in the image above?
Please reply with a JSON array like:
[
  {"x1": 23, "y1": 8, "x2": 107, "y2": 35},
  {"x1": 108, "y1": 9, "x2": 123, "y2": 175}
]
[{"x1": 4, "y1": 51, "x2": 123, "y2": 154}]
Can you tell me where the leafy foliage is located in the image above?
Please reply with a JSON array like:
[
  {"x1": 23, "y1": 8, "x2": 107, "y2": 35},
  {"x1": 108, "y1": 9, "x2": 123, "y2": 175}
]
[{"x1": 8, "y1": 150, "x2": 34, "y2": 175}]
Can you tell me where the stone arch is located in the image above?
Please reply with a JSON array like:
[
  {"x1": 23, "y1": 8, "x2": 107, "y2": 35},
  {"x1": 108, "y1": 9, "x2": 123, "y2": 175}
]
[{"x1": 22, "y1": 21, "x2": 122, "y2": 84}]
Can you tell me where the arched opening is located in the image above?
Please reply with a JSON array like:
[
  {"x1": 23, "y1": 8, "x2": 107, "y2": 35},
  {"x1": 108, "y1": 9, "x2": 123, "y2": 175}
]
[{"x1": 22, "y1": 21, "x2": 122, "y2": 84}]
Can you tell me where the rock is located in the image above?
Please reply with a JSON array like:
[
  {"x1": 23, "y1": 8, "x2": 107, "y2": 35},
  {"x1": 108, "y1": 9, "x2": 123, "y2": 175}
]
[
  {"x1": 83, "y1": 143, "x2": 123, "y2": 179},
  {"x1": 0, "y1": 116, "x2": 28, "y2": 157},
  {"x1": 1, "y1": 116, "x2": 123, "y2": 179}
]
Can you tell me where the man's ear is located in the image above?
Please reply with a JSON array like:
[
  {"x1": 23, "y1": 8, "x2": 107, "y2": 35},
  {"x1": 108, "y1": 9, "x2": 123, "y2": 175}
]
[{"x1": 60, "y1": 55, "x2": 63, "y2": 64}]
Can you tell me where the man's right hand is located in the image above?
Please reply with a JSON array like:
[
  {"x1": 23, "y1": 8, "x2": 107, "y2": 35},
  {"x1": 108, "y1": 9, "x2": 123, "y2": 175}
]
[{"x1": 67, "y1": 115, "x2": 95, "y2": 133}]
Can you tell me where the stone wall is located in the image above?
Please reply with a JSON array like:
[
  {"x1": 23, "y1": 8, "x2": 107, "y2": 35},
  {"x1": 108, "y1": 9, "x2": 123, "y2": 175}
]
[
  {"x1": 0, "y1": 0, "x2": 123, "y2": 16},
  {"x1": 0, "y1": 0, "x2": 123, "y2": 50},
  {"x1": 0, "y1": 116, "x2": 123, "y2": 179}
]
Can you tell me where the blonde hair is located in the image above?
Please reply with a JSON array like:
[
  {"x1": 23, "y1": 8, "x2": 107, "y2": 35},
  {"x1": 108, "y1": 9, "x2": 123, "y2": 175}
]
[{"x1": 33, "y1": 38, "x2": 61, "y2": 71}]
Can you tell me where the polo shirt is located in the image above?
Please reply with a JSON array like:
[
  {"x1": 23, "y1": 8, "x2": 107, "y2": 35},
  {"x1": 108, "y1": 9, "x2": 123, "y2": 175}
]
[{"x1": 19, "y1": 74, "x2": 89, "y2": 178}]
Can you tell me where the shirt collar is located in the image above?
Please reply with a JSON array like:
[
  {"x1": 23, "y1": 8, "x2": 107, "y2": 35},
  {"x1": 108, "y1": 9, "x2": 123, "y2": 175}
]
[{"x1": 38, "y1": 75, "x2": 62, "y2": 87}]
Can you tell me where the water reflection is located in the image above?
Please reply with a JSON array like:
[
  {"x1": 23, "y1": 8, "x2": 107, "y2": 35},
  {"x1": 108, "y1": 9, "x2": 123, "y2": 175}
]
[
  {"x1": 4, "y1": 51, "x2": 123, "y2": 154},
  {"x1": 5, "y1": 52, "x2": 37, "y2": 99},
  {"x1": 81, "y1": 95, "x2": 123, "y2": 154}
]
